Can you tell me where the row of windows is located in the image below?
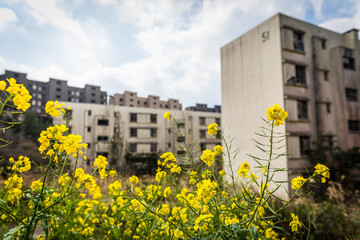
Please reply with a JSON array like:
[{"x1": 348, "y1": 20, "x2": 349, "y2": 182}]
[
  {"x1": 129, "y1": 143, "x2": 157, "y2": 153},
  {"x1": 199, "y1": 117, "x2": 221, "y2": 126},
  {"x1": 130, "y1": 113, "x2": 157, "y2": 123},
  {"x1": 130, "y1": 128, "x2": 157, "y2": 138}
]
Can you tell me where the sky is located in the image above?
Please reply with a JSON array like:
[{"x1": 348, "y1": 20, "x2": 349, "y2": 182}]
[{"x1": 0, "y1": 0, "x2": 359, "y2": 108}]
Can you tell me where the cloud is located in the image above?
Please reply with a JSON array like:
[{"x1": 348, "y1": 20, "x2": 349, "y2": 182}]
[
  {"x1": 308, "y1": 0, "x2": 324, "y2": 19},
  {"x1": 0, "y1": 8, "x2": 17, "y2": 28}
]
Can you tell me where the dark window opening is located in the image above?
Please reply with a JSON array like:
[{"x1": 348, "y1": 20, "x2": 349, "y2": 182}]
[
  {"x1": 348, "y1": 120, "x2": 359, "y2": 132},
  {"x1": 177, "y1": 122, "x2": 185, "y2": 128},
  {"x1": 200, "y1": 130, "x2": 206, "y2": 139},
  {"x1": 87, "y1": 126, "x2": 91, "y2": 132},
  {"x1": 295, "y1": 65, "x2": 306, "y2": 84},
  {"x1": 346, "y1": 88, "x2": 358, "y2": 101},
  {"x1": 343, "y1": 56, "x2": 355, "y2": 70},
  {"x1": 300, "y1": 136, "x2": 310, "y2": 156},
  {"x1": 177, "y1": 136, "x2": 185, "y2": 142},
  {"x1": 324, "y1": 71, "x2": 328, "y2": 81},
  {"x1": 199, "y1": 117, "x2": 205, "y2": 126},
  {"x1": 293, "y1": 31, "x2": 304, "y2": 51},
  {"x1": 321, "y1": 40, "x2": 326, "y2": 49},
  {"x1": 88, "y1": 110, "x2": 92, "y2": 116},
  {"x1": 326, "y1": 103, "x2": 331, "y2": 113},
  {"x1": 150, "y1": 114, "x2": 157, "y2": 123},
  {"x1": 200, "y1": 143, "x2": 206, "y2": 151},
  {"x1": 98, "y1": 119, "x2": 109, "y2": 126},
  {"x1": 151, "y1": 128, "x2": 157, "y2": 138},
  {"x1": 130, "y1": 113, "x2": 137, "y2": 122},
  {"x1": 215, "y1": 118, "x2": 221, "y2": 126},
  {"x1": 129, "y1": 143, "x2": 137, "y2": 153},
  {"x1": 96, "y1": 152, "x2": 108, "y2": 158},
  {"x1": 297, "y1": 100, "x2": 308, "y2": 120},
  {"x1": 130, "y1": 128, "x2": 137, "y2": 137},
  {"x1": 150, "y1": 143, "x2": 157, "y2": 153},
  {"x1": 97, "y1": 136, "x2": 109, "y2": 141}
]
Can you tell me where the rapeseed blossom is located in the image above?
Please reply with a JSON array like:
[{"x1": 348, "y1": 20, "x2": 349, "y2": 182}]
[
  {"x1": 94, "y1": 155, "x2": 108, "y2": 179},
  {"x1": 214, "y1": 145, "x2": 223, "y2": 155},
  {"x1": 266, "y1": 104, "x2": 288, "y2": 126},
  {"x1": 207, "y1": 123, "x2": 218, "y2": 136},
  {"x1": 238, "y1": 162, "x2": 250, "y2": 178},
  {"x1": 0, "y1": 80, "x2": 6, "y2": 90},
  {"x1": 291, "y1": 176, "x2": 307, "y2": 189},
  {"x1": 45, "y1": 100, "x2": 65, "y2": 117},
  {"x1": 129, "y1": 175, "x2": 139, "y2": 184},
  {"x1": 289, "y1": 213, "x2": 301, "y2": 232},
  {"x1": 163, "y1": 111, "x2": 171, "y2": 120},
  {"x1": 4, "y1": 78, "x2": 32, "y2": 111},
  {"x1": 30, "y1": 180, "x2": 43, "y2": 191},
  {"x1": 9, "y1": 155, "x2": 31, "y2": 173},
  {"x1": 200, "y1": 149, "x2": 215, "y2": 167},
  {"x1": 314, "y1": 163, "x2": 330, "y2": 183}
]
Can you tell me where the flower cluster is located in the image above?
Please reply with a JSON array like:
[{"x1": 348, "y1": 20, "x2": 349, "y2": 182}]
[
  {"x1": 200, "y1": 149, "x2": 215, "y2": 167},
  {"x1": 93, "y1": 155, "x2": 108, "y2": 179},
  {"x1": 45, "y1": 100, "x2": 65, "y2": 117},
  {"x1": 9, "y1": 155, "x2": 31, "y2": 173},
  {"x1": 314, "y1": 163, "x2": 330, "y2": 183},
  {"x1": 266, "y1": 104, "x2": 288, "y2": 126},
  {"x1": 238, "y1": 162, "x2": 250, "y2": 178},
  {"x1": 207, "y1": 123, "x2": 218, "y2": 136},
  {"x1": 3, "y1": 174, "x2": 24, "y2": 204},
  {"x1": 158, "y1": 152, "x2": 182, "y2": 174},
  {"x1": 163, "y1": 111, "x2": 171, "y2": 120},
  {"x1": 1, "y1": 78, "x2": 32, "y2": 111}
]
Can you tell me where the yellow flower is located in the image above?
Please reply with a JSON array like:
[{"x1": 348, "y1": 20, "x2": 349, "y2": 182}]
[
  {"x1": 237, "y1": 162, "x2": 250, "y2": 178},
  {"x1": 289, "y1": 213, "x2": 301, "y2": 232},
  {"x1": 5, "y1": 78, "x2": 32, "y2": 112},
  {"x1": 0, "y1": 81, "x2": 6, "y2": 90},
  {"x1": 9, "y1": 155, "x2": 31, "y2": 173},
  {"x1": 45, "y1": 100, "x2": 65, "y2": 117},
  {"x1": 129, "y1": 175, "x2": 139, "y2": 184},
  {"x1": 207, "y1": 123, "x2": 218, "y2": 136},
  {"x1": 291, "y1": 176, "x2": 307, "y2": 189},
  {"x1": 164, "y1": 187, "x2": 171, "y2": 198},
  {"x1": 214, "y1": 145, "x2": 223, "y2": 155},
  {"x1": 200, "y1": 149, "x2": 215, "y2": 167},
  {"x1": 266, "y1": 104, "x2": 288, "y2": 126},
  {"x1": 155, "y1": 170, "x2": 166, "y2": 183},
  {"x1": 109, "y1": 170, "x2": 117, "y2": 177},
  {"x1": 94, "y1": 155, "x2": 108, "y2": 179},
  {"x1": 163, "y1": 111, "x2": 171, "y2": 120},
  {"x1": 30, "y1": 180, "x2": 43, "y2": 191},
  {"x1": 219, "y1": 170, "x2": 225, "y2": 176},
  {"x1": 314, "y1": 163, "x2": 330, "y2": 183}
]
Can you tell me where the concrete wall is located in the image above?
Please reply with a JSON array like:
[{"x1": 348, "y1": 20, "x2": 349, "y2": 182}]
[{"x1": 221, "y1": 14, "x2": 289, "y2": 196}]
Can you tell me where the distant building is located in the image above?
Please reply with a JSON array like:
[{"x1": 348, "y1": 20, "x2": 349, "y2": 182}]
[
  {"x1": 109, "y1": 91, "x2": 182, "y2": 110},
  {"x1": 186, "y1": 103, "x2": 221, "y2": 113},
  {"x1": 0, "y1": 70, "x2": 107, "y2": 113},
  {"x1": 53, "y1": 102, "x2": 221, "y2": 170},
  {"x1": 221, "y1": 13, "x2": 360, "y2": 195}
]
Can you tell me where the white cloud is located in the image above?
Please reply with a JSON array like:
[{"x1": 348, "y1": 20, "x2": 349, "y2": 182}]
[
  {"x1": 318, "y1": 1, "x2": 360, "y2": 34},
  {"x1": 308, "y1": 0, "x2": 324, "y2": 19},
  {"x1": 0, "y1": 8, "x2": 17, "y2": 28}
]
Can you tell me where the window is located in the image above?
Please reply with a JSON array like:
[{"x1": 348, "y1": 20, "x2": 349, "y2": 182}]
[
  {"x1": 321, "y1": 39, "x2": 326, "y2": 49},
  {"x1": 130, "y1": 128, "x2": 137, "y2": 137},
  {"x1": 97, "y1": 136, "x2": 108, "y2": 141},
  {"x1": 199, "y1": 117, "x2": 205, "y2": 126},
  {"x1": 215, "y1": 118, "x2": 221, "y2": 126},
  {"x1": 300, "y1": 136, "x2": 310, "y2": 156},
  {"x1": 293, "y1": 31, "x2": 304, "y2": 51},
  {"x1": 348, "y1": 120, "x2": 360, "y2": 132},
  {"x1": 91, "y1": 100, "x2": 95, "y2": 103},
  {"x1": 177, "y1": 136, "x2": 185, "y2": 142},
  {"x1": 177, "y1": 150, "x2": 185, "y2": 155},
  {"x1": 150, "y1": 143, "x2": 157, "y2": 153},
  {"x1": 87, "y1": 126, "x2": 91, "y2": 132},
  {"x1": 91, "y1": 93, "x2": 96, "y2": 97},
  {"x1": 324, "y1": 71, "x2": 328, "y2": 81},
  {"x1": 200, "y1": 143, "x2": 206, "y2": 151},
  {"x1": 343, "y1": 56, "x2": 355, "y2": 70},
  {"x1": 98, "y1": 119, "x2": 109, "y2": 126},
  {"x1": 295, "y1": 65, "x2": 306, "y2": 84},
  {"x1": 168, "y1": 143, "x2": 171, "y2": 148},
  {"x1": 177, "y1": 122, "x2": 185, "y2": 128},
  {"x1": 56, "y1": 88, "x2": 61, "y2": 92},
  {"x1": 326, "y1": 103, "x2": 331, "y2": 113},
  {"x1": 57, "y1": 81, "x2": 62, "y2": 85},
  {"x1": 150, "y1": 114, "x2": 157, "y2": 123},
  {"x1": 88, "y1": 110, "x2": 92, "y2": 116},
  {"x1": 346, "y1": 88, "x2": 358, "y2": 101},
  {"x1": 200, "y1": 130, "x2": 206, "y2": 139},
  {"x1": 119, "y1": 98, "x2": 123, "y2": 102},
  {"x1": 297, "y1": 100, "x2": 308, "y2": 120},
  {"x1": 56, "y1": 95, "x2": 61, "y2": 99},
  {"x1": 130, "y1": 113, "x2": 137, "y2": 122},
  {"x1": 129, "y1": 143, "x2": 137, "y2": 153},
  {"x1": 151, "y1": 128, "x2": 157, "y2": 138}
]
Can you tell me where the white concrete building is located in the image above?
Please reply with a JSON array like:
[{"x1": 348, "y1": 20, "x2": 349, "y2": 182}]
[
  {"x1": 54, "y1": 102, "x2": 221, "y2": 171},
  {"x1": 221, "y1": 13, "x2": 360, "y2": 195}
]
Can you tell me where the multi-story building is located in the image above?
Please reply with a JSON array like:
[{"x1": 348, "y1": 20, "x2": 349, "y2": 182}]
[
  {"x1": 0, "y1": 70, "x2": 107, "y2": 113},
  {"x1": 185, "y1": 103, "x2": 222, "y2": 113},
  {"x1": 221, "y1": 13, "x2": 360, "y2": 194},
  {"x1": 53, "y1": 102, "x2": 221, "y2": 171},
  {"x1": 109, "y1": 91, "x2": 182, "y2": 110}
]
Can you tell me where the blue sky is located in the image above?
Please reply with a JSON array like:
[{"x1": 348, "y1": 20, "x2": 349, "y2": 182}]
[{"x1": 0, "y1": 0, "x2": 359, "y2": 108}]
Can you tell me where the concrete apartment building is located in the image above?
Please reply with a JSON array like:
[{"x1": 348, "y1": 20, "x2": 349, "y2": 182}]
[
  {"x1": 109, "y1": 91, "x2": 182, "y2": 110},
  {"x1": 0, "y1": 70, "x2": 107, "y2": 113},
  {"x1": 221, "y1": 13, "x2": 360, "y2": 194},
  {"x1": 53, "y1": 102, "x2": 221, "y2": 170},
  {"x1": 185, "y1": 103, "x2": 222, "y2": 113}
]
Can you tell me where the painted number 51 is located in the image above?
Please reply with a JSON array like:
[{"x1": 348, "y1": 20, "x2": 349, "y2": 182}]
[{"x1": 262, "y1": 31, "x2": 269, "y2": 42}]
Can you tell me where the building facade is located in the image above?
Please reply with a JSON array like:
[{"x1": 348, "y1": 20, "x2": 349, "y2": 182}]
[
  {"x1": 53, "y1": 102, "x2": 221, "y2": 171},
  {"x1": 0, "y1": 70, "x2": 107, "y2": 113},
  {"x1": 109, "y1": 91, "x2": 182, "y2": 110},
  {"x1": 185, "y1": 103, "x2": 221, "y2": 113},
  {"x1": 221, "y1": 13, "x2": 360, "y2": 194}
]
